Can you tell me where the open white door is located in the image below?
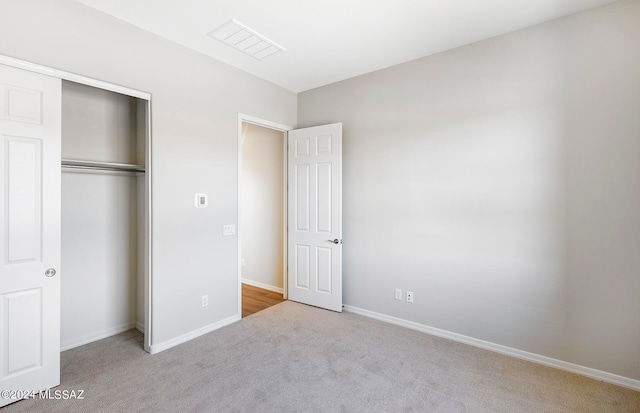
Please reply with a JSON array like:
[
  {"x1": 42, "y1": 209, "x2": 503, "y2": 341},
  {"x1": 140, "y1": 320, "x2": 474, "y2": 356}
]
[
  {"x1": 287, "y1": 123, "x2": 342, "y2": 312},
  {"x1": 0, "y1": 64, "x2": 61, "y2": 407}
]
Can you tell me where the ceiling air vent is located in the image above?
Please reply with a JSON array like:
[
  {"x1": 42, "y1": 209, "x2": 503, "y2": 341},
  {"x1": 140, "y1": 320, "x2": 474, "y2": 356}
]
[{"x1": 208, "y1": 19, "x2": 286, "y2": 61}]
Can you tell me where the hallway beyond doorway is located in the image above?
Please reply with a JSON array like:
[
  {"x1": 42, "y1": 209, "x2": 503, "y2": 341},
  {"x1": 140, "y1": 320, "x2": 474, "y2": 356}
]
[{"x1": 242, "y1": 283, "x2": 285, "y2": 318}]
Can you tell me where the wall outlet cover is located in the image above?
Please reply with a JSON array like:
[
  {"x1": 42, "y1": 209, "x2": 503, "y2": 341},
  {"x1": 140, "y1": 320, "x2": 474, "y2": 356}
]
[{"x1": 395, "y1": 288, "x2": 402, "y2": 300}]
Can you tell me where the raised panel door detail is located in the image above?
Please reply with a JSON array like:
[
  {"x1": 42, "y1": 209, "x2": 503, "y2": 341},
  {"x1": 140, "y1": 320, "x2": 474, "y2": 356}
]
[
  {"x1": 1, "y1": 288, "x2": 43, "y2": 379},
  {"x1": 0, "y1": 62, "x2": 61, "y2": 407},
  {"x1": 295, "y1": 164, "x2": 310, "y2": 232},
  {"x1": 316, "y1": 162, "x2": 332, "y2": 234},
  {"x1": 295, "y1": 136, "x2": 310, "y2": 157},
  {"x1": 316, "y1": 247, "x2": 332, "y2": 294},
  {"x1": 4, "y1": 136, "x2": 42, "y2": 264},
  {"x1": 317, "y1": 134, "x2": 332, "y2": 155},
  {"x1": 295, "y1": 245, "x2": 310, "y2": 289},
  {"x1": 288, "y1": 122, "x2": 342, "y2": 312},
  {"x1": 2, "y1": 84, "x2": 43, "y2": 125}
]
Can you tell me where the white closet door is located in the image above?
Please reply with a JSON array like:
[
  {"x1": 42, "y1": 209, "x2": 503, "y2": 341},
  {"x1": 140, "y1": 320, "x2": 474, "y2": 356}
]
[{"x1": 0, "y1": 64, "x2": 61, "y2": 407}]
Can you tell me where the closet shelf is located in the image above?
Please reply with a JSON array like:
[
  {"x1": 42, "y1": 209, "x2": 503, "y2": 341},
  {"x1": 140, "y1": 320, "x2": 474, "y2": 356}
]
[{"x1": 61, "y1": 158, "x2": 145, "y2": 173}]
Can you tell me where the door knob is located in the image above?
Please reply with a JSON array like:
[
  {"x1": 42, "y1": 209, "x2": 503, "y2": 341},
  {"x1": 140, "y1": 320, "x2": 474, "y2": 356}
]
[
  {"x1": 45, "y1": 268, "x2": 56, "y2": 277},
  {"x1": 327, "y1": 239, "x2": 342, "y2": 244}
]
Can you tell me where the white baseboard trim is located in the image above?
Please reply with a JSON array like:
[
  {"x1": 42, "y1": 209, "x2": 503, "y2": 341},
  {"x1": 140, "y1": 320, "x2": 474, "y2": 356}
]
[
  {"x1": 61, "y1": 322, "x2": 136, "y2": 352},
  {"x1": 343, "y1": 305, "x2": 640, "y2": 391},
  {"x1": 148, "y1": 314, "x2": 240, "y2": 355},
  {"x1": 242, "y1": 279, "x2": 283, "y2": 294},
  {"x1": 135, "y1": 321, "x2": 145, "y2": 333}
]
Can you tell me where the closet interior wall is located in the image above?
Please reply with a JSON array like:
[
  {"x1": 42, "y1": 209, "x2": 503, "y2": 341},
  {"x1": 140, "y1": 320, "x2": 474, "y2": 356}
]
[{"x1": 60, "y1": 80, "x2": 146, "y2": 351}]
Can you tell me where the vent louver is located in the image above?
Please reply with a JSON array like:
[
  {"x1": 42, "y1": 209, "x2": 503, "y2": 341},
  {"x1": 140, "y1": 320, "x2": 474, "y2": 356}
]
[{"x1": 208, "y1": 19, "x2": 286, "y2": 61}]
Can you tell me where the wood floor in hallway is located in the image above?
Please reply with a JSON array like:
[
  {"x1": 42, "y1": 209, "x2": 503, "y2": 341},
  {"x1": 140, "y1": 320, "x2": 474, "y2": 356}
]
[{"x1": 242, "y1": 283, "x2": 285, "y2": 318}]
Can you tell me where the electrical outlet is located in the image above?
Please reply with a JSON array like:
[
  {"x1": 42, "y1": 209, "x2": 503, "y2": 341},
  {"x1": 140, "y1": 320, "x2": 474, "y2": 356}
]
[
  {"x1": 395, "y1": 288, "x2": 402, "y2": 300},
  {"x1": 406, "y1": 291, "x2": 414, "y2": 303},
  {"x1": 242, "y1": 259, "x2": 246, "y2": 267},
  {"x1": 201, "y1": 295, "x2": 209, "y2": 307}
]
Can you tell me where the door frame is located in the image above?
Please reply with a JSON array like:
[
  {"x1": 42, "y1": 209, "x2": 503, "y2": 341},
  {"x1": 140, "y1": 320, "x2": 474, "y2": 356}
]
[
  {"x1": 237, "y1": 113, "x2": 292, "y2": 317},
  {"x1": 0, "y1": 54, "x2": 154, "y2": 353}
]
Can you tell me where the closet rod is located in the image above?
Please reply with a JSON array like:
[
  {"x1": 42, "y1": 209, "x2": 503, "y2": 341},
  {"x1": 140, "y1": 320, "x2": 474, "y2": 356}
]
[{"x1": 61, "y1": 158, "x2": 145, "y2": 173}]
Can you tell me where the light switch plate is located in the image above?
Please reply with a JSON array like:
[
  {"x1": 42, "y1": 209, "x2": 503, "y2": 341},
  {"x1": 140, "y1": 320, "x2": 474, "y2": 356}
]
[
  {"x1": 223, "y1": 224, "x2": 236, "y2": 236},
  {"x1": 195, "y1": 193, "x2": 207, "y2": 208}
]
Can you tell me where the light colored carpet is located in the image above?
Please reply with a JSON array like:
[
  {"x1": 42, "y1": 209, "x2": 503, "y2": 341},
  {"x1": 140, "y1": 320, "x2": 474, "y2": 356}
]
[{"x1": 3, "y1": 301, "x2": 639, "y2": 412}]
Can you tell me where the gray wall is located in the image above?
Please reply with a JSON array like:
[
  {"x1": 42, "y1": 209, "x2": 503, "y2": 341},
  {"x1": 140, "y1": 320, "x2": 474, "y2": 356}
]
[
  {"x1": 0, "y1": 0, "x2": 296, "y2": 346},
  {"x1": 298, "y1": 0, "x2": 640, "y2": 380}
]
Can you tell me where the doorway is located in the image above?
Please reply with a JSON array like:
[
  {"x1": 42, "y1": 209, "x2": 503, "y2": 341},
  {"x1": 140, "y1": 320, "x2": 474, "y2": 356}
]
[
  {"x1": 237, "y1": 114, "x2": 292, "y2": 318},
  {"x1": 60, "y1": 80, "x2": 149, "y2": 350}
]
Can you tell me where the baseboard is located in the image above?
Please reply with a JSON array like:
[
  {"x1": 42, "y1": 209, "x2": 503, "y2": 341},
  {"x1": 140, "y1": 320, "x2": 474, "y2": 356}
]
[
  {"x1": 148, "y1": 314, "x2": 240, "y2": 355},
  {"x1": 342, "y1": 305, "x2": 640, "y2": 392},
  {"x1": 61, "y1": 322, "x2": 136, "y2": 352},
  {"x1": 242, "y1": 278, "x2": 284, "y2": 294},
  {"x1": 135, "y1": 321, "x2": 145, "y2": 333}
]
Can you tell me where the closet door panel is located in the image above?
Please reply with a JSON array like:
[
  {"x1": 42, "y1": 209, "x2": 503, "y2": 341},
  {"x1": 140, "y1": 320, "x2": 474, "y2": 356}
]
[
  {"x1": 0, "y1": 63, "x2": 61, "y2": 407},
  {"x1": 4, "y1": 137, "x2": 42, "y2": 262}
]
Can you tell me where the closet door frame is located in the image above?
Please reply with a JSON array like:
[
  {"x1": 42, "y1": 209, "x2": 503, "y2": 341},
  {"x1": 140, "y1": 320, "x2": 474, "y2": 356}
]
[{"x1": 0, "y1": 54, "x2": 154, "y2": 353}]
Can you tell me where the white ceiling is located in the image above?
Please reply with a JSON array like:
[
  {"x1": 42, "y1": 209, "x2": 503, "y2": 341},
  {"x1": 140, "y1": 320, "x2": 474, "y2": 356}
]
[{"x1": 75, "y1": 0, "x2": 619, "y2": 93}]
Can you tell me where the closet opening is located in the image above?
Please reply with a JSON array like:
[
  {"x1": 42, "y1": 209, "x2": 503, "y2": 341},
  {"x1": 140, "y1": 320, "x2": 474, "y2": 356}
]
[
  {"x1": 238, "y1": 115, "x2": 292, "y2": 318},
  {"x1": 60, "y1": 80, "x2": 150, "y2": 351}
]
